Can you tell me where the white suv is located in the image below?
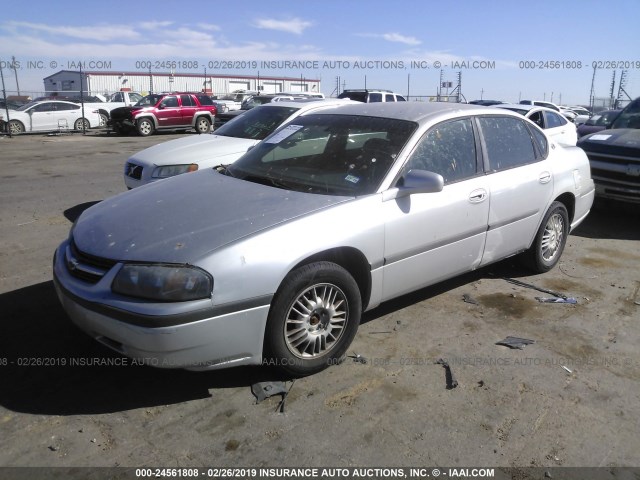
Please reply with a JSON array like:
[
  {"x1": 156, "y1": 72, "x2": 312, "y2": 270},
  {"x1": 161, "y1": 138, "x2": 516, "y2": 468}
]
[{"x1": 338, "y1": 89, "x2": 406, "y2": 102}]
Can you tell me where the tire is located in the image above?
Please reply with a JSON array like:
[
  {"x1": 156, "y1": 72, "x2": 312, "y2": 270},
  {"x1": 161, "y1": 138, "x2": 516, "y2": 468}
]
[
  {"x1": 136, "y1": 118, "x2": 154, "y2": 136},
  {"x1": 264, "y1": 261, "x2": 361, "y2": 376},
  {"x1": 195, "y1": 116, "x2": 211, "y2": 134},
  {"x1": 523, "y1": 201, "x2": 569, "y2": 273},
  {"x1": 8, "y1": 120, "x2": 25, "y2": 134},
  {"x1": 74, "y1": 117, "x2": 90, "y2": 131},
  {"x1": 98, "y1": 113, "x2": 108, "y2": 128}
]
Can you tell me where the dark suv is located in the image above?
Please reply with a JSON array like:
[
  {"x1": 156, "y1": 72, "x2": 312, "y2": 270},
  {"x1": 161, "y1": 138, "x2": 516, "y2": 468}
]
[{"x1": 109, "y1": 93, "x2": 217, "y2": 136}]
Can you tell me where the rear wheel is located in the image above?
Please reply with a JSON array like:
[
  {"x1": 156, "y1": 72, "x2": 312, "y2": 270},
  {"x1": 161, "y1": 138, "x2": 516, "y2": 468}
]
[
  {"x1": 74, "y1": 117, "x2": 90, "y2": 131},
  {"x1": 8, "y1": 120, "x2": 25, "y2": 134},
  {"x1": 264, "y1": 261, "x2": 361, "y2": 376},
  {"x1": 523, "y1": 201, "x2": 569, "y2": 273},
  {"x1": 136, "y1": 118, "x2": 154, "y2": 136},
  {"x1": 195, "y1": 116, "x2": 211, "y2": 134}
]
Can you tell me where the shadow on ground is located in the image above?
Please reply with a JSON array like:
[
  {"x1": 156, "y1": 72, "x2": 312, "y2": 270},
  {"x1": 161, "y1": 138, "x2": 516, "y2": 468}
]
[{"x1": 0, "y1": 281, "x2": 289, "y2": 416}]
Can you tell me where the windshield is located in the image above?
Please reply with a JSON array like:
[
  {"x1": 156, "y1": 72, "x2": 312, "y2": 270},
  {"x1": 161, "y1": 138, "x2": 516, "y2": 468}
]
[
  {"x1": 134, "y1": 94, "x2": 163, "y2": 107},
  {"x1": 214, "y1": 106, "x2": 298, "y2": 140},
  {"x1": 611, "y1": 99, "x2": 640, "y2": 129},
  {"x1": 227, "y1": 114, "x2": 417, "y2": 196}
]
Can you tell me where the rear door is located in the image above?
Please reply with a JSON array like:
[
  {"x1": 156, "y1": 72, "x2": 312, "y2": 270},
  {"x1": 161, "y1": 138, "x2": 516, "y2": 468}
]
[
  {"x1": 477, "y1": 115, "x2": 553, "y2": 265},
  {"x1": 179, "y1": 95, "x2": 197, "y2": 126}
]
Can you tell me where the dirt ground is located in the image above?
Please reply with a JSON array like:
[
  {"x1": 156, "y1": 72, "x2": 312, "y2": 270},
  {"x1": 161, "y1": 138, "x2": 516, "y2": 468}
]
[{"x1": 0, "y1": 131, "x2": 639, "y2": 470}]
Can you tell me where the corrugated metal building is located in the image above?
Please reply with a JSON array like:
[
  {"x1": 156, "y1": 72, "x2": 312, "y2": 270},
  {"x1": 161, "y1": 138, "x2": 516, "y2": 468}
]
[{"x1": 42, "y1": 70, "x2": 321, "y2": 97}]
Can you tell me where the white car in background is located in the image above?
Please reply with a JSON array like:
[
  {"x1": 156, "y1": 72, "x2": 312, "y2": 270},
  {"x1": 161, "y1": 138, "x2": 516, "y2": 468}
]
[
  {"x1": 4, "y1": 100, "x2": 101, "y2": 134},
  {"x1": 495, "y1": 104, "x2": 577, "y2": 146},
  {"x1": 124, "y1": 99, "x2": 354, "y2": 189}
]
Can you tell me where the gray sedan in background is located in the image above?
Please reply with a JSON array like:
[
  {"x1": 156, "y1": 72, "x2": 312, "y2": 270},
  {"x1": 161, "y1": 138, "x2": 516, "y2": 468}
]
[{"x1": 53, "y1": 102, "x2": 594, "y2": 376}]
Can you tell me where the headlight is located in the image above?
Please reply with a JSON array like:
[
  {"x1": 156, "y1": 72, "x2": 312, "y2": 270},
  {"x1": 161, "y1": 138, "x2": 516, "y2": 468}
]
[
  {"x1": 151, "y1": 164, "x2": 198, "y2": 179},
  {"x1": 112, "y1": 264, "x2": 212, "y2": 302}
]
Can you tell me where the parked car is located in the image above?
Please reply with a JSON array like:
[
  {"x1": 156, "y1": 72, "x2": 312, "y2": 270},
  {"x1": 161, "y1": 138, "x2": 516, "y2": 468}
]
[
  {"x1": 124, "y1": 98, "x2": 352, "y2": 189},
  {"x1": 577, "y1": 97, "x2": 640, "y2": 202},
  {"x1": 495, "y1": 104, "x2": 577, "y2": 146},
  {"x1": 338, "y1": 89, "x2": 406, "y2": 102},
  {"x1": 519, "y1": 99, "x2": 560, "y2": 111},
  {"x1": 468, "y1": 100, "x2": 504, "y2": 106},
  {"x1": 3, "y1": 100, "x2": 101, "y2": 134},
  {"x1": 577, "y1": 109, "x2": 621, "y2": 138},
  {"x1": 211, "y1": 90, "x2": 259, "y2": 113},
  {"x1": 109, "y1": 93, "x2": 217, "y2": 136},
  {"x1": 214, "y1": 95, "x2": 285, "y2": 128},
  {"x1": 54, "y1": 102, "x2": 594, "y2": 376}
]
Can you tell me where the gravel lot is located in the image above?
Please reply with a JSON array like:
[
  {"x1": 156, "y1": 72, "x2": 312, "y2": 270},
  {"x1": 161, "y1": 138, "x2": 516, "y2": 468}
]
[{"x1": 0, "y1": 131, "x2": 639, "y2": 470}]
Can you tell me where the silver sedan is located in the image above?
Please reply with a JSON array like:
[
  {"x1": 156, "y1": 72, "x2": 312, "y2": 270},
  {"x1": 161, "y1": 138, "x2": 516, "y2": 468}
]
[{"x1": 53, "y1": 102, "x2": 595, "y2": 376}]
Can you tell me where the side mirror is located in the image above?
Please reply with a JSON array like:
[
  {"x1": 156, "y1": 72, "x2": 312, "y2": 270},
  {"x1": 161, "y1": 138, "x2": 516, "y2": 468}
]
[
  {"x1": 158, "y1": 104, "x2": 165, "y2": 110},
  {"x1": 395, "y1": 169, "x2": 444, "y2": 198}
]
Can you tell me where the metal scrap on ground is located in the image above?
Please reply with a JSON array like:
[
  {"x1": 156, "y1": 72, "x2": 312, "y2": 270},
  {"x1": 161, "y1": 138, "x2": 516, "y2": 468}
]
[
  {"x1": 496, "y1": 336, "x2": 536, "y2": 349},
  {"x1": 435, "y1": 358, "x2": 459, "y2": 389}
]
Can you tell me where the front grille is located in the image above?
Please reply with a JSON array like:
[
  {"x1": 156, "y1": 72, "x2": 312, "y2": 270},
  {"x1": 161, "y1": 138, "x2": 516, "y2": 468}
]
[
  {"x1": 66, "y1": 240, "x2": 117, "y2": 284},
  {"x1": 125, "y1": 162, "x2": 143, "y2": 180}
]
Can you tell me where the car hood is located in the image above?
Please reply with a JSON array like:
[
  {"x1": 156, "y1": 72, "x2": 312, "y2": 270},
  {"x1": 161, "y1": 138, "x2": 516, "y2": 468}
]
[
  {"x1": 128, "y1": 134, "x2": 258, "y2": 167},
  {"x1": 578, "y1": 128, "x2": 640, "y2": 157},
  {"x1": 73, "y1": 169, "x2": 351, "y2": 263}
]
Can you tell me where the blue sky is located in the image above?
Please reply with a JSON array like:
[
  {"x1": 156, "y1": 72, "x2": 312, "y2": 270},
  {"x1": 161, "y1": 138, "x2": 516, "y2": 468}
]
[{"x1": 1, "y1": 0, "x2": 639, "y2": 105}]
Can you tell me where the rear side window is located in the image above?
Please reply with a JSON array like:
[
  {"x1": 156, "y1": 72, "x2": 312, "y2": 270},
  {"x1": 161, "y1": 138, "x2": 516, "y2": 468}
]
[
  {"x1": 479, "y1": 116, "x2": 537, "y2": 171},
  {"x1": 385, "y1": 94, "x2": 395, "y2": 102},
  {"x1": 529, "y1": 125, "x2": 549, "y2": 158},
  {"x1": 196, "y1": 95, "x2": 214, "y2": 106},
  {"x1": 396, "y1": 95, "x2": 406, "y2": 101},
  {"x1": 544, "y1": 111, "x2": 567, "y2": 128}
]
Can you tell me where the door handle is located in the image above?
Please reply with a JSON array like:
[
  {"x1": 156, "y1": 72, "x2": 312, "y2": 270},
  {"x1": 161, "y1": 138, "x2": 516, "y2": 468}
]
[{"x1": 468, "y1": 188, "x2": 487, "y2": 203}]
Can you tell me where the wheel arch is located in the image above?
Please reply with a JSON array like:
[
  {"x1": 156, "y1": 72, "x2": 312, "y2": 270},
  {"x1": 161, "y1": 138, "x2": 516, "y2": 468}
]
[
  {"x1": 287, "y1": 247, "x2": 372, "y2": 310},
  {"x1": 553, "y1": 191, "x2": 575, "y2": 223},
  {"x1": 135, "y1": 114, "x2": 158, "y2": 128},
  {"x1": 191, "y1": 113, "x2": 214, "y2": 127}
]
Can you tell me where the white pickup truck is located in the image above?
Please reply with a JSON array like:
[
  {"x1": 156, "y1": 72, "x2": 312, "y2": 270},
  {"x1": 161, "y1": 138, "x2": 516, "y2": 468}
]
[{"x1": 81, "y1": 92, "x2": 143, "y2": 126}]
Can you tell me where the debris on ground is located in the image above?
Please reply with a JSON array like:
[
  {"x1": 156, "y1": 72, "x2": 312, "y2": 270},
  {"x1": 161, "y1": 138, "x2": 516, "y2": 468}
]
[
  {"x1": 462, "y1": 293, "x2": 479, "y2": 305},
  {"x1": 349, "y1": 353, "x2": 368, "y2": 364},
  {"x1": 536, "y1": 297, "x2": 578, "y2": 304},
  {"x1": 251, "y1": 381, "x2": 288, "y2": 403},
  {"x1": 562, "y1": 366, "x2": 573, "y2": 374},
  {"x1": 502, "y1": 277, "x2": 570, "y2": 300},
  {"x1": 496, "y1": 336, "x2": 536, "y2": 350},
  {"x1": 435, "y1": 358, "x2": 458, "y2": 389},
  {"x1": 250, "y1": 380, "x2": 296, "y2": 413}
]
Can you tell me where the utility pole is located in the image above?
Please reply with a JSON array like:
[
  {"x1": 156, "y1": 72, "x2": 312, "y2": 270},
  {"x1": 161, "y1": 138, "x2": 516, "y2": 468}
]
[
  {"x1": 589, "y1": 66, "x2": 596, "y2": 111},
  {"x1": 1, "y1": 61, "x2": 12, "y2": 137},
  {"x1": 12, "y1": 56, "x2": 20, "y2": 95}
]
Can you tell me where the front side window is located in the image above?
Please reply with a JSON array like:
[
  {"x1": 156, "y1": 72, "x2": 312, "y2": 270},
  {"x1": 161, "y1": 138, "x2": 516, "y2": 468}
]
[
  {"x1": 160, "y1": 96, "x2": 178, "y2": 108},
  {"x1": 369, "y1": 93, "x2": 383, "y2": 102},
  {"x1": 405, "y1": 118, "x2": 477, "y2": 184},
  {"x1": 479, "y1": 116, "x2": 537, "y2": 171}
]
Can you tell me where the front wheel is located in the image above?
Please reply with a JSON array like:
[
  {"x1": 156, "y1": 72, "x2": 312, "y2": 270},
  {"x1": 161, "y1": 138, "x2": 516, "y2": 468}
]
[
  {"x1": 264, "y1": 261, "x2": 361, "y2": 376},
  {"x1": 8, "y1": 120, "x2": 25, "y2": 134},
  {"x1": 523, "y1": 201, "x2": 569, "y2": 273},
  {"x1": 195, "y1": 116, "x2": 211, "y2": 134},
  {"x1": 136, "y1": 118, "x2": 154, "y2": 136},
  {"x1": 74, "y1": 117, "x2": 90, "y2": 131}
]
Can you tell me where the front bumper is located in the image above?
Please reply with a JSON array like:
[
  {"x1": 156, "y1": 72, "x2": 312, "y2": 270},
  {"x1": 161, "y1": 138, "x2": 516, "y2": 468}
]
[{"x1": 53, "y1": 240, "x2": 270, "y2": 370}]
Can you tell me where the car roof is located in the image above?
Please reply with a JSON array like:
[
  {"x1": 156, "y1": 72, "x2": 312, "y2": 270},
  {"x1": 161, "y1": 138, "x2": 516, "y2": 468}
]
[
  {"x1": 301, "y1": 101, "x2": 509, "y2": 124},
  {"x1": 258, "y1": 98, "x2": 357, "y2": 111},
  {"x1": 495, "y1": 103, "x2": 558, "y2": 114}
]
